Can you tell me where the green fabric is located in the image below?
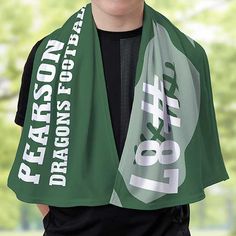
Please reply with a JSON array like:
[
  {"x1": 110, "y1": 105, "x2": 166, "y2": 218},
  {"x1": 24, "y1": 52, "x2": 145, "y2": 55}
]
[{"x1": 7, "y1": 2, "x2": 229, "y2": 210}]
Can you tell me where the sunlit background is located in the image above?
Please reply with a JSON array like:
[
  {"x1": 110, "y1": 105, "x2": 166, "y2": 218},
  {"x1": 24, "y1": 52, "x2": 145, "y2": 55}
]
[{"x1": 0, "y1": 0, "x2": 235, "y2": 235}]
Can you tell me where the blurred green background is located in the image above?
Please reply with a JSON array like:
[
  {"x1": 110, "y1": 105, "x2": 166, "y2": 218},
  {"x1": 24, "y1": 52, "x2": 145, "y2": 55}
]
[{"x1": 0, "y1": 0, "x2": 235, "y2": 235}]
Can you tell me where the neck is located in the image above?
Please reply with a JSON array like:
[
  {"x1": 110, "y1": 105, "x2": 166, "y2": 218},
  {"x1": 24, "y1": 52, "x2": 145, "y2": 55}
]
[{"x1": 91, "y1": 2, "x2": 144, "y2": 32}]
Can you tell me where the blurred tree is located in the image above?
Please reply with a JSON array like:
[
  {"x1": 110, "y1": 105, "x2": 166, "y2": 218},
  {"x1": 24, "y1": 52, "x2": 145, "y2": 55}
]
[
  {"x1": 0, "y1": 120, "x2": 21, "y2": 229},
  {"x1": 0, "y1": 0, "x2": 235, "y2": 232},
  {"x1": 0, "y1": 0, "x2": 34, "y2": 229},
  {"x1": 0, "y1": 0, "x2": 33, "y2": 101}
]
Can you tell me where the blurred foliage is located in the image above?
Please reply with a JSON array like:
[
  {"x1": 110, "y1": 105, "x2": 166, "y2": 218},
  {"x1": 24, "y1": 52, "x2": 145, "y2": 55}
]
[
  {"x1": 0, "y1": 121, "x2": 20, "y2": 229},
  {"x1": 0, "y1": 0, "x2": 235, "y2": 233}
]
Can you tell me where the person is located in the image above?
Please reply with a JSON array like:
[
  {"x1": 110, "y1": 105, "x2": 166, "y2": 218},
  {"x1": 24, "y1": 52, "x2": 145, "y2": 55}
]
[
  {"x1": 9, "y1": 0, "x2": 229, "y2": 235},
  {"x1": 15, "y1": 1, "x2": 191, "y2": 235}
]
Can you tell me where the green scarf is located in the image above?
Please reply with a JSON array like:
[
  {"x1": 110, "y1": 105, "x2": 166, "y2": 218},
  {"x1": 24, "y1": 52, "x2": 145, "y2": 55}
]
[{"x1": 7, "y1": 2, "x2": 229, "y2": 210}]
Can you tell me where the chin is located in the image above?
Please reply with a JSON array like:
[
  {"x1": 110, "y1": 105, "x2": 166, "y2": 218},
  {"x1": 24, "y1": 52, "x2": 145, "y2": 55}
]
[{"x1": 92, "y1": 0, "x2": 143, "y2": 16}]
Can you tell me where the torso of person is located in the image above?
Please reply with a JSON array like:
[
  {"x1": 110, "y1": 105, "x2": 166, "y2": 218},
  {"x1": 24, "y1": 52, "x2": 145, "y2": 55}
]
[{"x1": 15, "y1": 26, "x2": 191, "y2": 236}]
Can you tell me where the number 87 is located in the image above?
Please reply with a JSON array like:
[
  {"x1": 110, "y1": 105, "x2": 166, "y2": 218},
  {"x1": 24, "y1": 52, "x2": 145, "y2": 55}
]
[{"x1": 129, "y1": 140, "x2": 180, "y2": 193}]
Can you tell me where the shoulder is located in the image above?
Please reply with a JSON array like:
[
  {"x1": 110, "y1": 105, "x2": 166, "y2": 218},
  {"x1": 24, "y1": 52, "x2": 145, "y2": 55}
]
[
  {"x1": 148, "y1": 4, "x2": 207, "y2": 65},
  {"x1": 28, "y1": 4, "x2": 86, "y2": 57},
  {"x1": 29, "y1": 38, "x2": 46, "y2": 59},
  {"x1": 24, "y1": 36, "x2": 47, "y2": 69}
]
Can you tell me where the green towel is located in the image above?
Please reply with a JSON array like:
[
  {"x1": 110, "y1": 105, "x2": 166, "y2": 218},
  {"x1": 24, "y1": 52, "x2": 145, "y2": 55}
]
[{"x1": 7, "y1": 2, "x2": 229, "y2": 210}]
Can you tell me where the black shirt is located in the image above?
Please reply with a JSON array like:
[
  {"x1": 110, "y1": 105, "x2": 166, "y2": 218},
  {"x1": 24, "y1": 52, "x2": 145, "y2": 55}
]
[{"x1": 15, "y1": 26, "x2": 190, "y2": 236}]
